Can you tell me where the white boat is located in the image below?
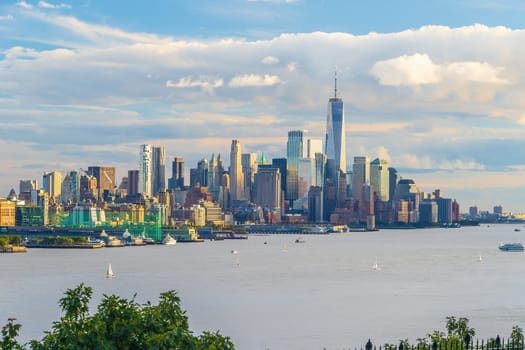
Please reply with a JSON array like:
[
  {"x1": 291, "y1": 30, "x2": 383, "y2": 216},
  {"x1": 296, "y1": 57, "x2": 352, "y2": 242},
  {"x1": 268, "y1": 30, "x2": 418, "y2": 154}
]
[
  {"x1": 162, "y1": 233, "x2": 177, "y2": 246},
  {"x1": 282, "y1": 243, "x2": 288, "y2": 252},
  {"x1": 231, "y1": 249, "x2": 238, "y2": 254},
  {"x1": 372, "y1": 258, "x2": 380, "y2": 271},
  {"x1": 295, "y1": 237, "x2": 306, "y2": 243},
  {"x1": 106, "y1": 263, "x2": 114, "y2": 279}
]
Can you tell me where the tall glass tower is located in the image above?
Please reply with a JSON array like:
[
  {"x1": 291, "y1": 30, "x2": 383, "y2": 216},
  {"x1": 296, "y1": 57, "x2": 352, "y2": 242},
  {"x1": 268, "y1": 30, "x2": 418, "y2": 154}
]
[
  {"x1": 325, "y1": 73, "x2": 346, "y2": 176},
  {"x1": 230, "y1": 140, "x2": 244, "y2": 201},
  {"x1": 139, "y1": 144, "x2": 153, "y2": 197},
  {"x1": 286, "y1": 130, "x2": 304, "y2": 203}
]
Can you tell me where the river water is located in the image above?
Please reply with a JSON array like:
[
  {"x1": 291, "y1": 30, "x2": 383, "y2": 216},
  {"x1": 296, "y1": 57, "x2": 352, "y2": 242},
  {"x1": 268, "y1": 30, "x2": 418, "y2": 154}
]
[{"x1": 2, "y1": 224, "x2": 525, "y2": 349}]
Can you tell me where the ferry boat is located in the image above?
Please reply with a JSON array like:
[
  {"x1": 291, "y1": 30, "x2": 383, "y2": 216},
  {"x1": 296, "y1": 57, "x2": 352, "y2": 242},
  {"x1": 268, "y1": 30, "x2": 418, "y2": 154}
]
[{"x1": 499, "y1": 243, "x2": 524, "y2": 252}]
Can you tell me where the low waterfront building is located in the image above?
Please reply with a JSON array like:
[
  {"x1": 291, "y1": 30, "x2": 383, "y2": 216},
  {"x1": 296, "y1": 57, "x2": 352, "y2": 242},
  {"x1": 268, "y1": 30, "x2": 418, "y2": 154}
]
[
  {"x1": 15, "y1": 205, "x2": 43, "y2": 226},
  {"x1": 0, "y1": 199, "x2": 16, "y2": 227}
]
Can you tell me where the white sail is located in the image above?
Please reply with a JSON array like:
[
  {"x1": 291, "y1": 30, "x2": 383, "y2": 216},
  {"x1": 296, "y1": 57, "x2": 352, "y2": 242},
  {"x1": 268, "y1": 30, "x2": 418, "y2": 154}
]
[
  {"x1": 372, "y1": 258, "x2": 380, "y2": 271},
  {"x1": 106, "y1": 263, "x2": 114, "y2": 278}
]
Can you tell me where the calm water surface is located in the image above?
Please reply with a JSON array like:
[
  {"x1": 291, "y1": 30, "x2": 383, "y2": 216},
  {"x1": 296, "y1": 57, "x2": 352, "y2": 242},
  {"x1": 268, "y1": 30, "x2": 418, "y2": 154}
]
[{"x1": 2, "y1": 224, "x2": 525, "y2": 349}]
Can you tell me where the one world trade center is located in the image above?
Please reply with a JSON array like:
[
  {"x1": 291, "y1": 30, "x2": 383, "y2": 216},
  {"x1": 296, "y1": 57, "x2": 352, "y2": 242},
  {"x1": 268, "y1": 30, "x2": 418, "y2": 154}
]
[{"x1": 325, "y1": 73, "x2": 346, "y2": 177}]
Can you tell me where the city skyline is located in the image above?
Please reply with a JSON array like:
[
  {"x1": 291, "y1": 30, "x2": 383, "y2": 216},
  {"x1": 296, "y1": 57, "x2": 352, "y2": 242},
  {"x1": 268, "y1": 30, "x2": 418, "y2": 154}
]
[{"x1": 1, "y1": 1, "x2": 525, "y2": 212}]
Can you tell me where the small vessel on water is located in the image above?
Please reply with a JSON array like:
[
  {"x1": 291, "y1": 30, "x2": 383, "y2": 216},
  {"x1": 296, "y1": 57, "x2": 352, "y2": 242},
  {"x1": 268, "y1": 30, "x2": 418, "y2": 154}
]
[
  {"x1": 231, "y1": 249, "x2": 238, "y2": 254},
  {"x1": 372, "y1": 258, "x2": 380, "y2": 271},
  {"x1": 499, "y1": 243, "x2": 524, "y2": 252},
  {"x1": 162, "y1": 233, "x2": 177, "y2": 246},
  {"x1": 106, "y1": 263, "x2": 114, "y2": 279},
  {"x1": 295, "y1": 237, "x2": 306, "y2": 243}
]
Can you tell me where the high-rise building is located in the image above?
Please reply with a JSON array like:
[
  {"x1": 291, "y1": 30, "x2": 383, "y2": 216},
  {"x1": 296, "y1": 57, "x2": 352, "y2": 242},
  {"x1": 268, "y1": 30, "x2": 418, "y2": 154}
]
[
  {"x1": 127, "y1": 170, "x2": 139, "y2": 196},
  {"x1": 325, "y1": 74, "x2": 346, "y2": 176},
  {"x1": 286, "y1": 130, "x2": 304, "y2": 203},
  {"x1": 139, "y1": 144, "x2": 153, "y2": 197},
  {"x1": 43, "y1": 171, "x2": 62, "y2": 200},
  {"x1": 242, "y1": 153, "x2": 257, "y2": 201},
  {"x1": 19, "y1": 180, "x2": 38, "y2": 195},
  {"x1": 190, "y1": 158, "x2": 208, "y2": 188},
  {"x1": 87, "y1": 166, "x2": 115, "y2": 200},
  {"x1": 168, "y1": 157, "x2": 185, "y2": 190},
  {"x1": 436, "y1": 197, "x2": 453, "y2": 223},
  {"x1": 151, "y1": 146, "x2": 166, "y2": 195},
  {"x1": 370, "y1": 158, "x2": 389, "y2": 202},
  {"x1": 207, "y1": 154, "x2": 220, "y2": 190},
  {"x1": 60, "y1": 170, "x2": 80, "y2": 204},
  {"x1": 352, "y1": 156, "x2": 370, "y2": 201},
  {"x1": 138, "y1": 145, "x2": 164, "y2": 197},
  {"x1": 419, "y1": 200, "x2": 438, "y2": 224},
  {"x1": 297, "y1": 158, "x2": 315, "y2": 201},
  {"x1": 307, "y1": 139, "x2": 323, "y2": 159},
  {"x1": 254, "y1": 168, "x2": 281, "y2": 209},
  {"x1": 388, "y1": 167, "x2": 400, "y2": 202},
  {"x1": 308, "y1": 186, "x2": 323, "y2": 223},
  {"x1": 230, "y1": 140, "x2": 244, "y2": 201},
  {"x1": 272, "y1": 158, "x2": 287, "y2": 196}
]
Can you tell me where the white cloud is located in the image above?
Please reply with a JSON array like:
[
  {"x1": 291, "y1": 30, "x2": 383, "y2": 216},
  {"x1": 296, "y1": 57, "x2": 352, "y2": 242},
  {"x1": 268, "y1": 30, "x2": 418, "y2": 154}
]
[
  {"x1": 370, "y1": 53, "x2": 507, "y2": 87},
  {"x1": 287, "y1": 62, "x2": 297, "y2": 72},
  {"x1": 38, "y1": 1, "x2": 71, "y2": 9},
  {"x1": 370, "y1": 54, "x2": 441, "y2": 86},
  {"x1": 398, "y1": 154, "x2": 486, "y2": 171},
  {"x1": 16, "y1": 1, "x2": 33, "y2": 9},
  {"x1": 261, "y1": 55, "x2": 279, "y2": 64},
  {"x1": 166, "y1": 76, "x2": 224, "y2": 92},
  {"x1": 229, "y1": 74, "x2": 282, "y2": 87},
  {"x1": 3, "y1": 19, "x2": 525, "y2": 209},
  {"x1": 0, "y1": 14, "x2": 14, "y2": 21}
]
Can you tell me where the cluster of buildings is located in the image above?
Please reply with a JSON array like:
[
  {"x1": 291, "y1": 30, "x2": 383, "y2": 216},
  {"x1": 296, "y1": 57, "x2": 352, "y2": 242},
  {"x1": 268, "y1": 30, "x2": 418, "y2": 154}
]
[{"x1": 1, "y1": 78, "x2": 465, "y2": 230}]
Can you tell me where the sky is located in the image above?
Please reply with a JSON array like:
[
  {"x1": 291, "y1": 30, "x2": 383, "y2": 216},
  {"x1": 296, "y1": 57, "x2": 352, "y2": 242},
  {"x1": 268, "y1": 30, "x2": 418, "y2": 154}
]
[{"x1": 1, "y1": 0, "x2": 525, "y2": 213}]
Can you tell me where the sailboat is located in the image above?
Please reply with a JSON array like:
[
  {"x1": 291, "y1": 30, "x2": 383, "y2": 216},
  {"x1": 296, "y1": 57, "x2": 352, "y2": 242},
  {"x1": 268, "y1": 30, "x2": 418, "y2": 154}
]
[
  {"x1": 478, "y1": 253, "x2": 483, "y2": 262},
  {"x1": 106, "y1": 263, "x2": 115, "y2": 279},
  {"x1": 372, "y1": 258, "x2": 380, "y2": 271}
]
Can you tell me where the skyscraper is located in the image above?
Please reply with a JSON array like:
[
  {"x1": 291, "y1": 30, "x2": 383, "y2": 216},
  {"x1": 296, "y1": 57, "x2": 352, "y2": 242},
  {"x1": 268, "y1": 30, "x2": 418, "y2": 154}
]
[
  {"x1": 370, "y1": 158, "x2": 389, "y2": 202},
  {"x1": 127, "y1": 170, "x2": 139, "y2": 196},
  {"x1": 352, "y1": 156, "x2": 370, "y2": 201},
  {"x1": 42, "y1": 171, "x2": 62, "y2": 200},
  {"x1": 151, "y1": 146, "x2": 166, "y2": 195},
  {"x1": 87, "y1": 166, "x2": 115, "y2": 200},
  {"x1": 242, "y1": 152, "x2": 257, "y2": 201},
  {"x1": 307, "y1": 139, "x2": 323, "y2": 159},
  {"x1": 230, "y1": 140, "x2": 244, "y2": 201},
  {"x1": 325, "y1": 73, "x2": 346, "y2": 176},
  {"x1": 254, "y1": 168, "x2": 281, "y2": 209},
  {"x1": 168, "y1": 157, "x2": 185, "y2": 190},
  {"x1": 286, "y1": 130, "x2": 304, "y2": 203},
  {"x1": 139, "y1": 144, "x2": 153, "y2": 197},
  {"x1": 138, "y1": 145, "x2": 165, "y2": 197}
]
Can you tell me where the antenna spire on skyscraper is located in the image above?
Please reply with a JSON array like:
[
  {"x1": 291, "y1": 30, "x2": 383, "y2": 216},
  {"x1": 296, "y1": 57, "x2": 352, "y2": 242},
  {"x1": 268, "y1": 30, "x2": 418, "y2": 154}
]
[{"x1": 334, "y1": 70, "x2": 337, "y2": 98}]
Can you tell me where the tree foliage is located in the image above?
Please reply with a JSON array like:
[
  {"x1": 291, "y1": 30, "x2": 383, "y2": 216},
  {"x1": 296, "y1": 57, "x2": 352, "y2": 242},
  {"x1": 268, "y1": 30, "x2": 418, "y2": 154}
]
[
  {"x1": 3, "y1": 284, "x2": 234, "y2": 350},
  {"x1": 384, "y1": 316, "x2": 523, "y2": 350}
]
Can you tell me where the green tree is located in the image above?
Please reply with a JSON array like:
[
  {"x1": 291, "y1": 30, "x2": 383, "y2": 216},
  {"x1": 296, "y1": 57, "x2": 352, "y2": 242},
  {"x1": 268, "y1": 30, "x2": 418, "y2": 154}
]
[
  {"x1": 0, "y1": 318, "x2": 23, "y2": 350},
  {"x1": 2, "y1": 284, "x2": 234, "y2": 350},
  {"x1": 510, "y1": 325, "x2": 524, "y2": 346}
]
